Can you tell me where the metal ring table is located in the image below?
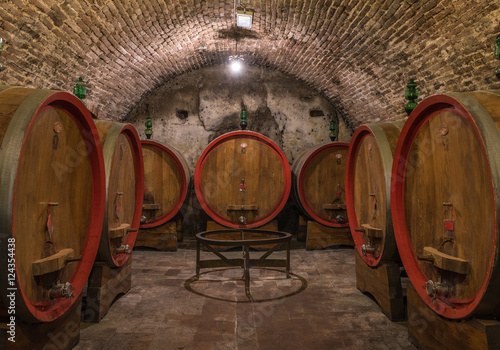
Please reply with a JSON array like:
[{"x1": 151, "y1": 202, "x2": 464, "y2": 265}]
[{"x1": 195, "y1": 229, "x2": 292, "y2": 300}]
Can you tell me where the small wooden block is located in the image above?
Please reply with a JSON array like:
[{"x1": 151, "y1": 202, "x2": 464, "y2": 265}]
[
  {"x1": 423, "y1": 246, "x2": 469, "y2": 275},
  {"x1": 206, "y1": 220, "x2": 279, "y2": 251},
  {"x1": 305, "y1": 221, "x2": 353, "y2": 250},
  {"x1": 32, "y1": 248, "x2": 74, "y2": 276},
  {"x1": 135, "y1": 220, "x2": 177, "y2": 251},
  {"x1": 362, "y1": 224, "x2": 383, "y2": 238},
  {"x1": 355, "y1": 250, "x2": 405, "y2": 321},
  {"x1": 407, "y1": 282, "x2": 500, "y2": 350},
  {"x1": 142, "y1": 203, "x2": 160, "y2": 210},
  {"x1": 323, "y1": 203, "x2": 347, "y2": 210},
  {"x1": 297, "y1": 215, "x2": 308, "y2": 241},
  {"x1": 227, "y1": 204, "x2": 258, "y2": 211},
  {"x1": 83, "y1": 259, "x2": 132, "y2": 323},
  {"x1": 175, "y1": 215, "x2": 183, "y2": 242},
  {"x1": 108, "y1": 223, "x2": 131, "y2": 239},
  {"x1": 0, "y1": 295, "x2": 82, "y2": 350}
]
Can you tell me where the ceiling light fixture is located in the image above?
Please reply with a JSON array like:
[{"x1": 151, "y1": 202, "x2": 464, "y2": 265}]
[{"x1": 237, "y1": 8, "x2": 253, "y2": 28}]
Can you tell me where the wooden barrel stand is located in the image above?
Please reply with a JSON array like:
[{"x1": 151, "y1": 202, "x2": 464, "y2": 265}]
[
  {"x1": 407, "y1": 282, "x2": 500, "y2": 349},
  {"x1": 355, "y1": 250, "x2": 405, "y2": 321},
  {"x1": 305, "y1": 219, "x2": 353, "y2": 250},
  {"x1": 0, "y1": 295, "x2": 82, "y2": 350},
  {"x1": 135, "y1": 219, "x2": 179, "y2": 251},
  {"x1": 82, "y1": 258, "x2": 132, "y2": 323}
]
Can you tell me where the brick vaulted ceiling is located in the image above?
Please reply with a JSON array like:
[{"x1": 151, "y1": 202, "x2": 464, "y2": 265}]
[{"x1": 0, "y1": 0, "x2": 499, "y2": 127}]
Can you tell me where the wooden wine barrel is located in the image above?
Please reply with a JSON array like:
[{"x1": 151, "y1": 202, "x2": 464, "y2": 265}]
[
  {"x1": 195, "y1": 131, "x2": 291, "y2": 229},
  {"x1": 291, "y1": 142, "x2": 349, "y2": 228},
  {"x1": 140, "y1": 140, "x2": 190, "y2": 228},
  {"x1": 391, "y1": 91, "x2": 500, "y2": 319},
  {"x1": 0, "y1": 86, "x2": 105, "y2": 323},
  {"x1": 345, "y1": 122, "x2": 404, "y2": 267},
  {"x1": 95, "y1": 121, "x2": 144, "y2": 267}
]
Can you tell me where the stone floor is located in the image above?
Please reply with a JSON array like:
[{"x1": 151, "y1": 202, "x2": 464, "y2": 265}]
[{"x1": 76, "y1": 245, "x2": 415, "y2": 350}]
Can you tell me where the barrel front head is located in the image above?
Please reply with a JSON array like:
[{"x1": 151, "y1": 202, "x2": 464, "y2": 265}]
[
  {"x1": 391, "y1": 92, "x2": 500, "y2": 319},
  {"x1": 0, "y1": 87, "x2": 105, "y2": 322},
  {"x1": 195, "y1": 131, "x2": 291, "y2": 229},
  {"x1": 96, "y1": 121, "x2": 144, "y2": 267},
  {"x1": 345, "y1": 123, "x2": 403, "y2": 267},
  {"x1": 292, "y1": 142, "x2": 350, "y2": 228},
  {"x1": 140, "y1": 140, "x2": 191, "y2": 228}
]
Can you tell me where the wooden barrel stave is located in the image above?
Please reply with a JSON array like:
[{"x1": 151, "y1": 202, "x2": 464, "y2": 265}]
[
  {"x1": 96, "y1": 121, "x2": 144, "y2": 267},
  {"x1": 195, "y1": 131, "x2": 291, "y2": 229},
  {"x1": 0, "y1": 87, "x2": 105, "y2": 323},
  {"x1": 391, "y1": 91, "x2": 500, "y2": 319},
  {"x1": 345, "y1": 122, "x2": 403, "y2": 267},
  {"x1": 140, "y1": 141, "x2": 190, "y2": 228},
  {"x1": 291, "y1": 142, "x2": 349, "y2": 228}
]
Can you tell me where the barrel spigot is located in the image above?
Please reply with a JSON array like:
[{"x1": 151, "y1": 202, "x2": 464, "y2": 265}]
[
  {"x1": 238, "y1": 215, "x2": 247, "y2": 225},
  {"x1": 50, "y1": 282, "x2": 73, "y2": 299},
  {"x1": 116, "y1": 244, "x2": 131, "y2": 254},
  {"x1": 335, "y1": 214, "x2": 345, "y2": 223},
  {"x1": 425, "y1": 280, "x2": 449, "y2": 299},
  {"x1": 140, "y1": 215, "x2": 148, "y2": 224},
  {"x1": 361, "y1": 244, "x2": 374, "y2": 257}
]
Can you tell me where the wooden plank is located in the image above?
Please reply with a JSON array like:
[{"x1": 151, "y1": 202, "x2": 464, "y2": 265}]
[
  {"x1": 32, "y1": 248, "x2": 74, "y2": 276},
  {"x1": 323, "y1": 203, "x2": 347, "y2": 210},
  {"x1": 362, "y1": 224, "x2": 383, "y2": 238},
  {"x1": 423, "y1": 246, "x2": 469, "y2": 275},
  {"x1": 355, "y1": 250, "x2": 405, "y2": 321},
  {"x1": 108, "y1": 223, "x2": 131, "y2": 239},
  {"x1": 306, "y1": 221, "x2": 354, "y2": 250},
  {"x1": 227, "y1": 204, "x2": 258, "y2": 211},
  {"x1": 407, "y1": 282, "x2": 500, "y2": 349},
  {"x1": 142, "y1": 203, "x2": 160, "y2": 210}
]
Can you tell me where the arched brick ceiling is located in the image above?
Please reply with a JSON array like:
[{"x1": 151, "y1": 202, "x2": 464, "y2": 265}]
[{"x1": 0, "y1": 0, "x2": 499, "y2": 127}]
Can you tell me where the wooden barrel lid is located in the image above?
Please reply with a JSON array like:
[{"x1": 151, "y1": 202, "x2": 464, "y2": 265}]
[
  {"x1": 195, "y1": 131, "x2": 291, "y2": 229},
  {"x1": 345, "y1": 122, "x2": 403, "y2": 266},
  {"x1": 292, "y1": 142, "x2": 349, "y2": 227},
  {"x1": 140, "y1": 140, "x2": 190, "y2": 228},
  {"x1": 96, "y1": 121, "x2": 144, "y2": 267},
  {"x1": 391, "y1": 91, "x2": 500, "y2": 319},
  {"x1": 0, "y1": 87, "x2": 105, "y2": 322}
]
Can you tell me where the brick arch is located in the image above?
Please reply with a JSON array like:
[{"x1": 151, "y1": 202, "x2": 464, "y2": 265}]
[{"x1": 0, "y1": 0, "x2": 499, "y2": 125}]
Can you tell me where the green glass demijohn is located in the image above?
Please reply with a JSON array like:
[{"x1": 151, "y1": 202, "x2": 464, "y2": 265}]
[{"x1": 145, "y1": 116, "x2": 153, "y2": 139}]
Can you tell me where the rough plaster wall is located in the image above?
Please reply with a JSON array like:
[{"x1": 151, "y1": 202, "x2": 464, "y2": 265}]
[
  {"x1": 124, "y1": 65, "x2": 348, "y2": 235},
  {"x1": 125, "y1": 65, "x2": 348, "y2": 169}
]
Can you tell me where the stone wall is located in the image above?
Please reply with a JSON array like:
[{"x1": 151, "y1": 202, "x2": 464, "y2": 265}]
[{"x1": 0, "y1": 1, "x2": 499, "y2": 129}]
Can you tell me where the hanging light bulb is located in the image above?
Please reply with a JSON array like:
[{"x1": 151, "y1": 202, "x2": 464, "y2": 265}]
[{"x1": 230, "y1": 58, "x2": 243, "y2": 73}]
